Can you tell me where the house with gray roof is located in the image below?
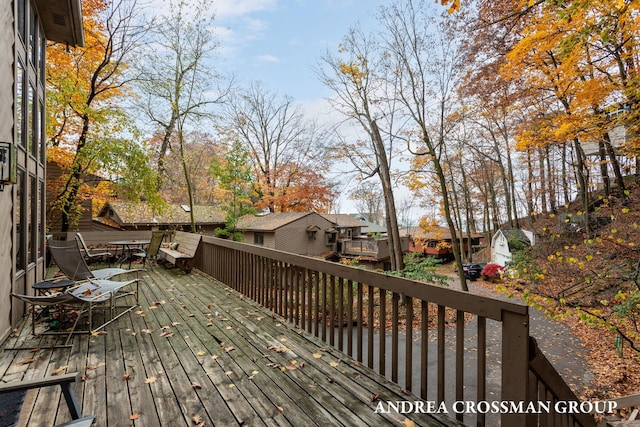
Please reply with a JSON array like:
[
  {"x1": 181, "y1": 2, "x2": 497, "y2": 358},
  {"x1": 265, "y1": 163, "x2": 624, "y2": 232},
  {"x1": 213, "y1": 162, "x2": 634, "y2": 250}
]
[
  {"x1": 95, "y1": 201, "x2": 226, "y2": 233},
  {"x1": 236, "y1": 212, "x2": 336, "y2": 256}
]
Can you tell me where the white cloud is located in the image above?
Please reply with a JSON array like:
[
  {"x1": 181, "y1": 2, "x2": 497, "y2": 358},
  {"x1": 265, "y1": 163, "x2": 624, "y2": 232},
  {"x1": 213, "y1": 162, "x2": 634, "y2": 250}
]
[
  {"x1": 256, "y1": 54, "x2": 279, "y2": 63},
  {"x1": 213, "y1": 0, "x2": 278, "y2": 18}
]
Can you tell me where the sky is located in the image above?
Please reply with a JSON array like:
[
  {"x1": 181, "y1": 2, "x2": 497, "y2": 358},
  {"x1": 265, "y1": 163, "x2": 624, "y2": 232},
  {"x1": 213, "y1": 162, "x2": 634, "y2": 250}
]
[
  {"x1": 211, "y1": 0, "x2": 381, "y2": 103},
  {"x1": 150, "y1": 0, "x2": 417, "y2": 220}
]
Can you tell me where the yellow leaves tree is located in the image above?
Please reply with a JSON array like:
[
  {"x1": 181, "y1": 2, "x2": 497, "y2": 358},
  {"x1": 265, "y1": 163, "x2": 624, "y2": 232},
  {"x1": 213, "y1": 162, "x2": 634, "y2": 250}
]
[{"x1": 47, "y1": 0, "x2": 158, "y2": 231}]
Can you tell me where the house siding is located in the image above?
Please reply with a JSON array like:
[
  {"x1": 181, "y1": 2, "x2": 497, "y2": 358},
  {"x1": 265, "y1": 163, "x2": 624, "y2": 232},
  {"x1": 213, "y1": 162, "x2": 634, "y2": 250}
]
[
  {"x1": 0, "y1": 0, "x2": 14, "y2": 341},
  {"x1": 274, "y1": 214, "x2": 334, "y2": 256},
  {"x1": 0, "y1": 0, "x2": 83, "y2": 344}
]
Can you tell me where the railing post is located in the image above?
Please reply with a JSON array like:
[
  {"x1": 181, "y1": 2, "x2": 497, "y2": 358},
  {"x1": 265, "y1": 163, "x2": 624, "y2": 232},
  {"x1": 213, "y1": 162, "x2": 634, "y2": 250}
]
[{"x1": 501, "y1": 309, "x2": 532, "y2": 427}]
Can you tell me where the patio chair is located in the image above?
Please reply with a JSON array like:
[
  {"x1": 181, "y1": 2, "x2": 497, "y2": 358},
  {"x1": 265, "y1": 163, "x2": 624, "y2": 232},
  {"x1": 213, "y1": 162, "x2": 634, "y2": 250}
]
[
  {"x1": 75, "y1": 232, "x2": 112, "y2": 264},
  {"x1": 130, "y1": 231, "x2": 165, "y2": 268},
  {"x1": 12, "y1": 277, "x2": 140, "y2": 340},
  {"x1": 48, "y1": 237, "x2": 141, "y2": 281},
  {"x1": 0, "y1": 372, "x2": 95, "y2": 427}
]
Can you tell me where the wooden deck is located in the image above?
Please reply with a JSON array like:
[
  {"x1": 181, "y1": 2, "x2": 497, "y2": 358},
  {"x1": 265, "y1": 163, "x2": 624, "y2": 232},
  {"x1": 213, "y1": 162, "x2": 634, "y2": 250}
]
[{"x1": 0, "y1": 266, "x2": 461, "y2": 426}]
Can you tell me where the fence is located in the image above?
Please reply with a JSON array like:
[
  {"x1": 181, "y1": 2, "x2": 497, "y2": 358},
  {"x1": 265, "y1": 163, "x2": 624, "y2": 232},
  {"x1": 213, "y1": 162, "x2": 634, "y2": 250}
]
[{"x1": 191, "y1": 235, "x2": 593, "y2": 426}]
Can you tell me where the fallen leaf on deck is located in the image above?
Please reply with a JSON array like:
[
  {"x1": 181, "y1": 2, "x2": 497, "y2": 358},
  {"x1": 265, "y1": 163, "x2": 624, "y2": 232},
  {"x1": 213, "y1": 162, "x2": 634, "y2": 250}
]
[
  {"x1": 207, "y1": 322, "x2": 213, "y2": 327},
  {"x1": 160, "y1": 331, "x2": 175, "y2": 338},
  {"x1": 403, "y1": 419, "x2": 415, "y2": 427},
  {"x1": 149, "y1": 305, "x2": 158, "y2": 310},
  {"x1": 130, "y1": 413, "x2": 140, "y2": 420},
  {"x1": 85, "y1": 365, "x2": 96, "y2": 370},
  {"x1": 197, "y1": 351, "x2": 206, "y2": 356},
  {"x1": 329, "y1": 361, "x2": 340, "y2": 367},
  {"x1": 51, "y1": 365, "x2": 69, "y2": 375},
  {"x1": 285, "y1": 364, "x2": 297, "y2": 370},
  {"x1": 29, "y1": 348, "x2": 40, "y2": 353},
  {"x1": 171, "y1": 321, "x2": 181, "y2": 326},
  {"x1": 142, "y1": 328, "x2": 153, "y2": 334},
  {"x1": 277, "y1": 406, "x2": 284, "y2": 414},
  {"x1": 371, "y1": 394, "x2": 379, "y2": 402},
  {"x1": 192, "y1": 382, "x2": 202, "y2": 389},
  {"x1": 225, "y1": 346, "x2": 235, "y2": 353},
  {"x1": 91, "y1": 331, "x2": 107, "y2": 336},
  {"x1": 135, "y1": 310, "x2": 145, "y2": 315},
  {"x1": 144, "y1": 377, "x2": 157, "y2": 384},
  {"x1": 191, "y1": 415, "x2": 203, "y2": 424},
  {"x1": 211, "y1": 355, "x2": 219, "y2": 360},
  {"x1": 312, "y1": 353, "x2": 322, "y2": 359},
  {"x1": 225, "y1": 371, "x2": 233, "y2": 376}
]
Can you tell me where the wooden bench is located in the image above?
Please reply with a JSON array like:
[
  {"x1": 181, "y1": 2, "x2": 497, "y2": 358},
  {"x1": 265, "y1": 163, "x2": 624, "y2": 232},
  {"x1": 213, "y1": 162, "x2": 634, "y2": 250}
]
[{"x1": 158, "y1": 231, "x2": 201, "y2": 273}]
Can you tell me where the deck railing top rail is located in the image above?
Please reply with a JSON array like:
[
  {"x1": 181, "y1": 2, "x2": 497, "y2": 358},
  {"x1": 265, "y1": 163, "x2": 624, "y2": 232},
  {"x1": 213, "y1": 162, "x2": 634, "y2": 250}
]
[{"x1": 198, "y1": 235, "x2": 528, "y2": 321}]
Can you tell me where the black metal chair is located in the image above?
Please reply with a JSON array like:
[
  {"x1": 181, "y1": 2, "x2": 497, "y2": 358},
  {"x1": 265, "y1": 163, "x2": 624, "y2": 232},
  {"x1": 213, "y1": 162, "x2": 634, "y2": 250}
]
[
  {"x1": 47, "y1": 237, "x2": 141, "y2": 281},
  {"x1": 0, "y1": 372, "x2": 95, "y2": 427}
]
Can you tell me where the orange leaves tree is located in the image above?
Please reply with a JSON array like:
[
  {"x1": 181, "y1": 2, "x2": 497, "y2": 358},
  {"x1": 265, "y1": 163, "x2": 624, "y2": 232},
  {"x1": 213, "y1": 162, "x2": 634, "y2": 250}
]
[
  {"x1": 225, "y1": 82, "x2": 334, "y2": 214},
  {"x1": 47, "y1": 0, "x2": 158, "y2": 231}
]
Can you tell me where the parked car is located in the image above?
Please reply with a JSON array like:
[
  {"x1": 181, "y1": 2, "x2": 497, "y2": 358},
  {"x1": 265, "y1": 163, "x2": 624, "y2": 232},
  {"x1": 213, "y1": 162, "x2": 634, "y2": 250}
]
[{"x1": 462, "y1": 263, "x2": 486, "y2": 280}]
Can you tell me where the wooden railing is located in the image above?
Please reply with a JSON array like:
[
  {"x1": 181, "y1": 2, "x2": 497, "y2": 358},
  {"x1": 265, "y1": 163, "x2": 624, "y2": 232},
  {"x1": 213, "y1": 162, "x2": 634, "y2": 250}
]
[{"x1": 193, "y1": 235, "x2": 596, "y2": 427}]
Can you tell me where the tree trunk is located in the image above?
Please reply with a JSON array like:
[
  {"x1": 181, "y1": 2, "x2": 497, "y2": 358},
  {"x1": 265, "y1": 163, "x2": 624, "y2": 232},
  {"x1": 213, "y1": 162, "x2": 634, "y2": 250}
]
[{"x1": 371, "y1": 121, "x2": 404, "y2": 271}]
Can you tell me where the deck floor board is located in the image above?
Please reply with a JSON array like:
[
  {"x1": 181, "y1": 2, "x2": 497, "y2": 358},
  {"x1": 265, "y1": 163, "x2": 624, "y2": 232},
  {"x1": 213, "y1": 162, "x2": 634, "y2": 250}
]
[{"x1": 1, "y1": 266, "x2": 462, "y2": 427}]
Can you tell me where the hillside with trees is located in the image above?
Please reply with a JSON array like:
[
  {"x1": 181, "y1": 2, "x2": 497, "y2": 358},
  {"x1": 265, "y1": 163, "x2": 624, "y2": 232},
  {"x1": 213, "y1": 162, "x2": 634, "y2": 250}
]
[{"x1": 491, "y1": 182, "x2": 640, "y2": 399}]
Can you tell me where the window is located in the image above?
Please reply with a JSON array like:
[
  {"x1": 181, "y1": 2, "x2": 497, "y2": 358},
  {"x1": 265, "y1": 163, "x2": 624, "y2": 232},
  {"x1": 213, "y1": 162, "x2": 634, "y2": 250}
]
[
  {"x1": 16, "y1": 62, "x2": 25, "y2": 148},
  {"x1": 16, "y1": 168, "x2": 26, "y2": 271},
  {"x1": 27, "y1": 82, "x2": 35, "y2": 156},
  {"x1": 29, "y1": 174, "x2": 37, "y2": 263},
  {"x1": 17, "y1": 0, "x2": 26, "y2": 43},
  {"x1": 38, "y1": 180, "x2": 44, "y2": 258},
  {"x1": 325, "y1": 231, "x2": 337, "y2": 245},
  {"x1": 254, "y1": 233, "x2": 264, "y2": 245}
]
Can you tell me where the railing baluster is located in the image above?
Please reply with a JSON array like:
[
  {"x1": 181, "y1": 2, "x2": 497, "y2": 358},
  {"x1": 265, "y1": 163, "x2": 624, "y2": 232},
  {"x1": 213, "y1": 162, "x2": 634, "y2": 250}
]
[
  {"x1": 456, "y1": 309, "x2": 464, "y2": 423},
  {"x1": 357, "y1": 282, "x2": 363, "y2": 363},
  {"x1": 338, "y1": 277, "x2": 344, "y2": 352},
  {"x1": 392, "y1": 292, "x2": 399, "y2": 382},
  {"x1": 437, "y1": 305, "x2": 445, "y2": 405},
  {"x1": 477, "y1": 316, "x2": 486, "y2": 427},
  {"x1": 329, "y1": 275, "x2": 336, "y2": 346},
  {"x1": 405, "y1": 295, "x2": 413, "y2": 392},
  {"x1": 313, "y1": 271, "x2": 319, "y2": 337},
  {"x1": 420, "y1": 300, "x2": 428, "y2": 400},
  {"x1": 347, "y1": 279, "x2": 354, "y2": 357},
  {"x1": 379, "y1": 289, "x2": 386, "y2": 376},
  {"x1": 300, "y1": 268, "x2": 306, "y2": 330},
  {"x1": 321, "y1": 273, "x2": 328, "y2": 342},
  {"x1": 367, "y1": 285, "x2": 375, "y2": 369}
]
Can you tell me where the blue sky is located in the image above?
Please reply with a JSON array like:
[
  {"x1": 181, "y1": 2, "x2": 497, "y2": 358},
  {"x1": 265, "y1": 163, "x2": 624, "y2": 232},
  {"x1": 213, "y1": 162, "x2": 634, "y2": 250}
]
[{"x1": 212, "y1": 0, "x2": 382, "y2": 105}]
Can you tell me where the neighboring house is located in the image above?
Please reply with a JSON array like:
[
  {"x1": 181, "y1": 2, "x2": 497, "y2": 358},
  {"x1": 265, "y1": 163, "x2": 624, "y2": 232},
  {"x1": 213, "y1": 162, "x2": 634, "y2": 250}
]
[
  {"x1": 408, "y1": 226, "x2": 483, "y2": 260},
  {"x1": 491, "y1": 228, "x2": 535, "y2": 266},
  {"x1": 94, "y1": 201, "x2": 226, "y2": 233},
  {"x1": 320, "y1": 214, "x2": 366, "y2": 242},
  {"x1": 0, "y1": 0, "x2": 83, "y2": 341},
  {"x1": 46, "y1": 160, "x2": 109, "y2": 231},
  {"x1": 236, "y1": 212, "x2": 335, "y2": 256},
  {"x1": 322, "y1": 214, "x2": 409, "y2": 269},
  {"x1": 348, "y1": 213, "x2": 387, "y2": 236}
]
